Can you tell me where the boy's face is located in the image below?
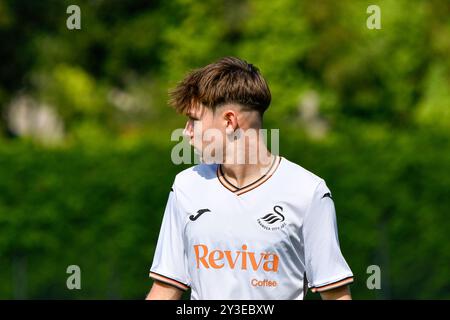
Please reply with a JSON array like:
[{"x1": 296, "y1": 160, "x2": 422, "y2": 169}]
[{"x1": 184, "y1": 103, "x2": 227, "y2": 161}]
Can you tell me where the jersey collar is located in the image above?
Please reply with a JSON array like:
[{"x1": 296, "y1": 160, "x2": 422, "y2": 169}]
[{"x1": 216, "y1": 155, "x2": 282, "y2": 196}]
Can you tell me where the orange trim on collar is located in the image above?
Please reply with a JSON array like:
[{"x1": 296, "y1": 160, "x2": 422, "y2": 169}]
[{"x1": 217, "y1": 155, "x2": 282, "y2": 196}]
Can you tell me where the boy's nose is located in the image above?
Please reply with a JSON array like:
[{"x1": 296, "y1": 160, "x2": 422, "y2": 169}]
[{"x1": 183, "y1": 119, "x2": 194, "y2": 139}]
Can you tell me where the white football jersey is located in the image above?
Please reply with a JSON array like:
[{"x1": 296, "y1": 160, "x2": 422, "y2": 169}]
[{"x1": 149, "y1": 155, "x2": 354, "y2": 300}]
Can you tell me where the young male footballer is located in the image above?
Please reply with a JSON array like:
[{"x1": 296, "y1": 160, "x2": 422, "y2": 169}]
[{"x1": 146, "y1": 57, "x2": 354, "y2": 300}]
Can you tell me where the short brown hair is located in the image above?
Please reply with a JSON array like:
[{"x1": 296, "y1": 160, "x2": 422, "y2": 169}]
[{"x1": 169, "y1": 57, "x2": 271, "y2": 116}]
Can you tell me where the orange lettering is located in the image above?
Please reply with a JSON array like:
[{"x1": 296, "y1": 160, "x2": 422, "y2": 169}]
[
  {"x1": 224, "y1": 250, "x2": 241, "y2": 268},
  {"x1": 249, "y1": 253, "x2": 265, "y2": 271},
  {"x1": 194, "y1": 244, "x2": 209, "y2": 269},
  {"x1": 263, "y1": 253, "x2": 279, "y2": 272},
  {"x1": 208, "y1": 250, "x2": 225, "y2": 269},
  {"x1": 193, "y1": 244, "x2": 279, "y2": 272}
]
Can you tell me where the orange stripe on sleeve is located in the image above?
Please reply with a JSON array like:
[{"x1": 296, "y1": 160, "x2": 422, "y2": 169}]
[
  {"x1": 310, "y1": 276, "x2": 354, "y2": 293},
  {"x1": 149, "y1": 272, "x2": 190, "y2": 291}
]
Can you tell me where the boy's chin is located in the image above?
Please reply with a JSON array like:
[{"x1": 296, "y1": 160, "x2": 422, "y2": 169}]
[{"x1": 194, "y1": 150, "x2": 220, "y2": 164}]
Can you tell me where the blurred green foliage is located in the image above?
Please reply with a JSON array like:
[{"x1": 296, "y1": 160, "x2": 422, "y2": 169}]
[{"x1": 0, "y1": 0, "x2": 449, "y2": 299}]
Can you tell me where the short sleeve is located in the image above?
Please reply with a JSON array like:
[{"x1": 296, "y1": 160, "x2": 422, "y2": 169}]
[
  {"x1": 303, "y1": 180, "x2": 354, "y2": 293},
  {"x1": 149, "y1": 184, "x2": 190, "y2": 291}
]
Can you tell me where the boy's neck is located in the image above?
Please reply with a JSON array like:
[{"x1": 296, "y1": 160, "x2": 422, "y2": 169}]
[{"x1": 220, "y1": 141, "x2": 275, "y2": 189}]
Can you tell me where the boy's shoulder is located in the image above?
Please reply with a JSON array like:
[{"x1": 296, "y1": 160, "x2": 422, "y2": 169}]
[
  {"x1": 277, "y1": 156, "x2": 325, "y2": 188},
  {"x1": 173, "y1": 162, "x2": 218, "y2": 189}
]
